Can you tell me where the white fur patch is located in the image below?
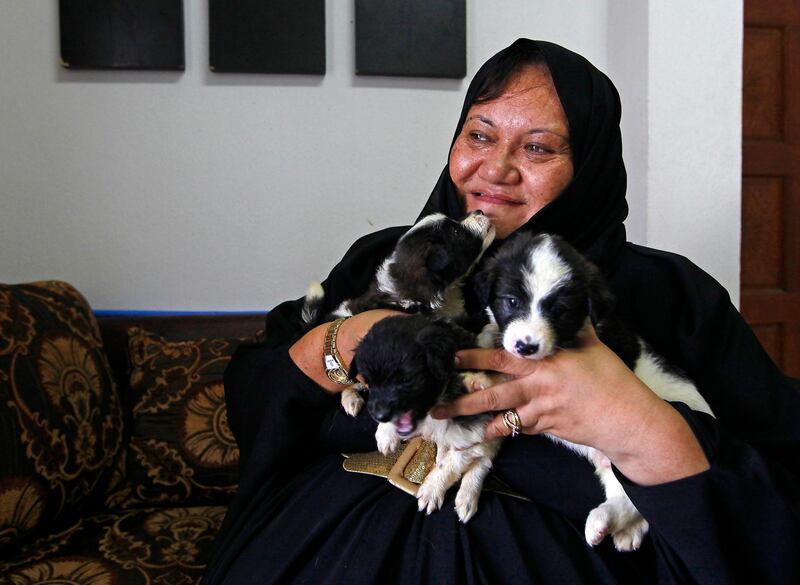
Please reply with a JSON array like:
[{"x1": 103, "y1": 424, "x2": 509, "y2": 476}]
[
  {"x1": 375, "y1": 257, "x2": 399, "y2": 297},
  {"x1": 633, "y1": 342, "x2": 714, "y2": 417},
  {"x1": 332, "y1": 300, "x2": 353, "y2": 318},
  {"x1": 301, "y1": 282, "x2": 324, "y2": 324},
  {"x1": 462, "y1": 212, "x2": 495, "y2": 249},
  {"x1": 406, "y1": 213, "x2": 446, "y2": 234}
]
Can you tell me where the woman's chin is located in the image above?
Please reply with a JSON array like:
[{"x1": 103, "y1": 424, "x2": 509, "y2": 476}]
[{"x1": 484, "y1": 216, "x2": 521, "y2": 240}]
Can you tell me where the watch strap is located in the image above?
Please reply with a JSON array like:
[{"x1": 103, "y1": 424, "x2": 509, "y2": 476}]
[{"x1": 323, "y1": 317, "x2": 353, "y2": 385}]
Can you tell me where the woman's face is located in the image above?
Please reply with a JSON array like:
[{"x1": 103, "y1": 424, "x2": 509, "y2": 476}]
[{"x1": 449, "y1": 65, "x2": 574, "y2": 239}]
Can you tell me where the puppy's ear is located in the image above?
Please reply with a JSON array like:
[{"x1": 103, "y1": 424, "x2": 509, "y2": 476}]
[
  {"x1": 586, "y1": 265, "x2": 615, "y2": 325},
  {"x1": 347, "y1": 354, "x2": 359, "y2": 380},
  {"x1": 471, "y1": 261, "x2": 496, "y2": 308},
  {"x1": 416, "y1": 322, "x2": 457, "y2": 382},
  {"x1": 426, "y1": 245, "x2": 451, "y2": 274}
]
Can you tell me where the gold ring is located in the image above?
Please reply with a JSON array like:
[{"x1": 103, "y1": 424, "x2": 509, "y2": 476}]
[{"x1": 502, "y1": 409, "x2": 522, "y2": 437}]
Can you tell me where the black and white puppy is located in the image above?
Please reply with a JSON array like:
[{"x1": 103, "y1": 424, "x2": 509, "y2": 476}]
[
  {"x1": 475, "y1": 232, "x2": 714, "y2": 551},
  {"x1": 302, "y1": 211, "x2": 495, "y2": 415},
  {"x1": 349, "y1": 314, "x2": 502, "y2": 523}
]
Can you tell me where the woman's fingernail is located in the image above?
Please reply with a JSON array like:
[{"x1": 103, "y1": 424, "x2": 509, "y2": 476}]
[
  {"x1": 472, "y1": 381, "x2": 484, "y2": 391},
  {"x1": 454, "y1": 354, "x2": 461, "y2": 366}
]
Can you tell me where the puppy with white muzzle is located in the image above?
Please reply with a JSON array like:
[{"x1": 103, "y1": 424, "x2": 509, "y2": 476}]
[
  {"x1": 300, "y1": 211, "x2": 495, "y2": 415},
  {"x1": 474, "y1": 232, "x2": 714, "y2": 551},
  {"x1": 349, "y1": 314, "x2": 502, "y2": 523}
]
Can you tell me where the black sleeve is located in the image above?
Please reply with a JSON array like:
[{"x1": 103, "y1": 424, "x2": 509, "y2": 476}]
[
  {"x1": 611, "y1": 246, "x2": 800, "y2": 583},
  {"x1": 223, "y1": 342, "x2": 339, "y2": 488},
  {"x1": 619, "y1": 403, "x2": 800, "y2": 584},
  {"x1": 207, "y1": 339, "x2": 384, "y2": 584},
  {"x1": 262, "y1": 225, "x2": 409, "y2": 349}
]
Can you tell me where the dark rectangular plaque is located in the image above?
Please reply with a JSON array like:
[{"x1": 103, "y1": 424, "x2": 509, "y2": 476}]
[
  {"x1": 355, "y1": 0, "x2": 466, "y2": 78},
  {"x1": 209, "y1": 0, "x2": 326, "y2": 75},
  {"x1": 59, "y1": 0, "x2": 185, "y2": 70}
]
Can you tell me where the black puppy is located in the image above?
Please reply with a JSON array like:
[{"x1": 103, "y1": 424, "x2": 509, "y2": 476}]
[{"x1": 349, "y1": 314, "x2": 502, "y2": 523}]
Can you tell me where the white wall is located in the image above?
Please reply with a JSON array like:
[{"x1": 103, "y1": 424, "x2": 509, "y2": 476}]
[
  {"x1": 0, "y1": 1, "x2": 741, "y2": 310},
  {"x1": 646, "y1": 0, "x2": 743, "y2": 305}
]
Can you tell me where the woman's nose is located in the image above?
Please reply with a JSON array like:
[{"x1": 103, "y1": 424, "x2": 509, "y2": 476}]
[{"x1": 478, "y1": 147, "x2": 520, "y2": 184}]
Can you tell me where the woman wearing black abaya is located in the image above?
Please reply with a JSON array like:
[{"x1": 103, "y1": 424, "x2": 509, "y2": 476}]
[{"x1": 203, "y1": 40, "x2": 800, "y2": 584}]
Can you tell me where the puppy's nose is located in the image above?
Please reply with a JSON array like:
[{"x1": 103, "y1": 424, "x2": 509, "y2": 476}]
[
  {"x1": 370, "y1": 403, "x2": 393, "y2": 423},
  {"x1": 515, "y1": 340, "x2": 539, "y2": 356}
]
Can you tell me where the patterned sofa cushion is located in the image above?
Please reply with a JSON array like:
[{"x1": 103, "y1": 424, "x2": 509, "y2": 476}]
[
  {"x1": 0, "y1": 504, "x2": 226, "y2": 584},
  {"x1": 105, "y1": 327, "x2": 245, "y2": 509},
  {"x1": 0, "y1": 281, "x2": 123, "y2": 550}
]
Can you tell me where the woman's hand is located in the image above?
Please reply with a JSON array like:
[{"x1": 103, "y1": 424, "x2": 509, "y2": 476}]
[
  {"x1": 289, "y1": 309, "x2": 403, "y2": 395},
  {"x1": 432, "y1": 325, "x2": 710, "y2": 486}
]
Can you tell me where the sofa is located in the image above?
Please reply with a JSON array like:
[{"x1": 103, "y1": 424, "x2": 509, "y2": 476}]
[{"x1": 0, "y1": 280, "x2": 264, "y2": 584}]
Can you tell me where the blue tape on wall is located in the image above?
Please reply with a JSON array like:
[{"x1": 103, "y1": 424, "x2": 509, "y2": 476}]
[{"x1": 93, "y1": 310, "x2": 266, "y2": 317}]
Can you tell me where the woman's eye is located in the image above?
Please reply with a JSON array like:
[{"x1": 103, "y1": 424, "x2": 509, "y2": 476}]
[
  {"x1": 469, "y1": 131, "x2": 488, "y2": 142},
  {"x1": 525, "y1": 143, "x2": 549, "y2": 154}
]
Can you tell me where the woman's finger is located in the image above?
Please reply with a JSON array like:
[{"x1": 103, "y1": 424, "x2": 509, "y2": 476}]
[
  {"x1": 432, "y1": 380, "x2": 528, "y2": 419},
  {"x1": 483, "y1": 405, "x2": 540, "y2": 441},
  {"x1": 455, "y1": 348, "x2": 541, "y2": 377}
]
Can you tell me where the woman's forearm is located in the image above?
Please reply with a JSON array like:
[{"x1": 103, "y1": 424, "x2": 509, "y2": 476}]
[
  {"x1": 289, "y1": 323, "x2": 340, "y2": 394},
  {"x1": 602, "y1": 394, "x2": 710, "y2": 486},
  {"x1": 288, "y1": 309, "x2": 402, "y2": 394}
]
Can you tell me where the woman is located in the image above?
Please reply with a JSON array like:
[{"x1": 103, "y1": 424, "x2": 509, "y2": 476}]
[{"x1": 203, "y1": 40, "x2": 800, "y2": 584}]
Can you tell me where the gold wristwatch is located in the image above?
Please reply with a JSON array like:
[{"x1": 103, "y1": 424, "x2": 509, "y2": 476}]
[{"x1": 323, "y1": 317, "x2": 353, "y2": 385}]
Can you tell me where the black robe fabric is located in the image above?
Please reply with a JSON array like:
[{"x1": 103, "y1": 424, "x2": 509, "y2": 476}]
[{"x1": 202, "y1": 40, "x2": 800, "y2": 584}]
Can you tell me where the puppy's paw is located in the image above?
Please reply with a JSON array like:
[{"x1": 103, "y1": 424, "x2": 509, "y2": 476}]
[
  {"x1": 459, "y1": 371, "x2": 494, "y2": 393},
  {"x1": 477, "y1": 322, "x2": 500, "y2": 349},
  {"x1": 340, "y1": 387, "x2": 364, "y2": 417},
  {"x1": 584, "y1": 504, "x2": 612, "y2": 547},
  {"x1": 611, "y1": 516, "x2": 649, "y2": 552},
  {"x1": 375, "y1": 423, "x2": 400, "y2": 455},
  {"x1": 454, "y1": 483, "x2": 481, "y2": 523},
  {"x1": 416, "y1": 479, "x2": 447, "y2": 515}
]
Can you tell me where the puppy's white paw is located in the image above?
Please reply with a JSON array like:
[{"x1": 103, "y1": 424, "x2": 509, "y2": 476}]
[
  {"x1": 477, "y1": 322, "x2": 500, "y2": 349},
  {"x1": 454, "y1": 483, "x2": 481, "y2": 523},
  {"x1": 375, "y1": 423, "x2": 399, "y2": 455},
  {"x1": 460, "y1": 371, "x2": 494, "y2": 393},
  {"x1": 611, "y1": 516, "x2": 649, "y2": 552},
  {"x1": 585, "y1": 499, "x2": 648, "y2": 551},
  {"x1": 416, "y1": 479, "x2": 447, "y2": 515},
  {"x1": 340, "y1": 387, "x2": 364, "y2": 417},
  {"x1": 585, "y1": 504, "x2": 612, "y2": 547}
]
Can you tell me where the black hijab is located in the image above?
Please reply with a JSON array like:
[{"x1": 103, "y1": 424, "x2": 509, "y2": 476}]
[
  {"x1": 264, "y1": 39, "x2": 630, "y2": 346},
  {"x1": 418, "y1": 38, "x2": 629, "y2": 273}
]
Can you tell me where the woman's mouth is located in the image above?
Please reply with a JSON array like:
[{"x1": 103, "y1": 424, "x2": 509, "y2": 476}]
[{"x1": 472, "y1": 191, "x2": 524, "y2": 206}]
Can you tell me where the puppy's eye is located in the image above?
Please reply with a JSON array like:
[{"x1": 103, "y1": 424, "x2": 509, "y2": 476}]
[{"x1": 501, "y1": 296, "x2": 519, "y2": 309}]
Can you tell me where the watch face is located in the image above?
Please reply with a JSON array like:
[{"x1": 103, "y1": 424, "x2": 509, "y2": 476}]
[{"x1": 327, "y1": 367, "x2": 351, "y2": 384}]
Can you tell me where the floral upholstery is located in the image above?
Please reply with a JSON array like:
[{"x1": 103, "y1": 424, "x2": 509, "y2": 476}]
[
  {"x1": 0, "y1": 281, "x2": 123, "y2": 550},
  {"x1": 0, "y1": 505, "x2": 226, "y2": 584},
  {"x1": 106, "y1": 327, "x2": 244, "y2": 509},
  {"x1": 0, "y1": 281, "x2": 264, "y2": 584}
]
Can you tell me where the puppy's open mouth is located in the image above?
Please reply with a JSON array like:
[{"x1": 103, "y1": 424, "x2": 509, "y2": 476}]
[{"x1": 394, "y1": 411, "x2": 416, "y2": 437}]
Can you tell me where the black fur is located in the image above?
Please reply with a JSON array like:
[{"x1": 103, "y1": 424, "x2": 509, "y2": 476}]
[{"x1": 349, "y1": 314, "x2": 485, "y2": 434}]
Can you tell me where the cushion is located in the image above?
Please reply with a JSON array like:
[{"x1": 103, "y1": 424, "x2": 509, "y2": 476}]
[
  {"x1": 105, "y1": 327, "x2": 247, "y2": 509},
  {"x1": 0, "y1": 504, "x2": 226, "y2": 584},
  {"x1": 0, "y1": 281, "x2": 123, "y2": 550}
]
